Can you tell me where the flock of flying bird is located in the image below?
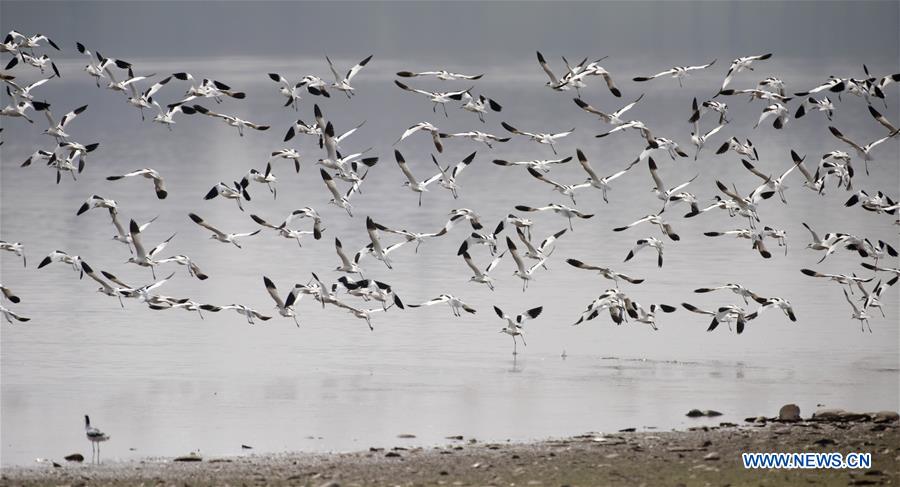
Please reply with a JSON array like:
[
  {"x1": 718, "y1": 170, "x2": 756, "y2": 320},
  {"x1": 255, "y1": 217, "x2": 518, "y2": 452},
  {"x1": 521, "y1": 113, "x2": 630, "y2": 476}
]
[{"x1": 2, "y1": 30, "x2": 900, "y2": 357}]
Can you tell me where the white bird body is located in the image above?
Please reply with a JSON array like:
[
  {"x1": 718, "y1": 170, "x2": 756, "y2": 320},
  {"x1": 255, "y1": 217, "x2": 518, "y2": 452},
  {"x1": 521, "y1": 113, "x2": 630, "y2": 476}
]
[
  {"x1": 633, "y1": 59, "x2": 716, "y2": 87},
  {"x1": 408, "y1": 294, "x2": 476, "y2": 317},
  {"x1": 494, "y1": 305, "x2": 543, "y2": 354},
  {"x1": 192, "y1": 105, "x2": 269, "y2": 136},
  {"x1": 327, "y1": 54, "x2": 372, "y2": 97},
  {"x1": 624, "y1": 238, "x2": 664, "y2": 268},
  {"x1": 107, "y1": 168, "x2": 167, "y2": 199},
  {"x1": 394, "y1": 121, "x2": 444, "y2": 153},
  {"x1": 84, "y1": 415, "x2": 109, "y2": 464},
  {"x1": 514, "y1": 204, "x2": 594, "y2": 231},
  {"x1": 394, "y1": 80, "x2": 469, "y2": 116},
  {"x1": 721, "y1": 53, "x2": 773, "y2": 90},
  {"x1": 0, "y1": 240, "x2": 26, "y2": 267},
  {"x1": 502, "y1": 121, "x2": 573, "y2": 154},
  {"x1": 394, "y1": 150, "x2": 442, "y2": 206},
  {"x1": 574, "y1": 94, "x2": 643, "y2": 126},
  {"x1": 189, "y1": 213, "x2": 259, "y2": 248},
  {"x1": 492, "y1": 156, "x2": 572, "y2": 173}
]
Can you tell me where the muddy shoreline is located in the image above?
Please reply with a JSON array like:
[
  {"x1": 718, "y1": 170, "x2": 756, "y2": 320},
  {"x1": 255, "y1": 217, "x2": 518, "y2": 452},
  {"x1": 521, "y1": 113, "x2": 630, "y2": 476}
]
[{"x1": 2, "y1": 417, "x2": 897, "y2": 486}]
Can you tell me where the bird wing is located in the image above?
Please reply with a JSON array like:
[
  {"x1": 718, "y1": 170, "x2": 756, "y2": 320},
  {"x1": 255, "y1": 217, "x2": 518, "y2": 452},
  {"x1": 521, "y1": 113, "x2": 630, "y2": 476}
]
[
  {"x1": 346, "y1": 55, "x2": 372, "y2": 81},
  {"x1": 647, "y1": 158, "x2": 666, "y2": 193},
  {"x1": 526, "y1": 167, "x2": 566, "y2": 190},
  {"x1": 264, "y1": 276, "x2": 286, "y2": 308},
  {"x1": 320, "y1": 169, "x2": 343, "y2": 200},
  {"x1": 536, "y1": 51, "x2": 558, "y2": 83},
  {"x1": 148, "y1": 233, "x2": 176, "y2": 258},
  {"x1": 189, "y1": 213, "x2": 227, "y2": 238},
  {"x1": 394, "y1": 151, "x2": 419, "y2": 185},
  {"x1": 129, "y1": 219, "x2": 148, "y2": 258}
]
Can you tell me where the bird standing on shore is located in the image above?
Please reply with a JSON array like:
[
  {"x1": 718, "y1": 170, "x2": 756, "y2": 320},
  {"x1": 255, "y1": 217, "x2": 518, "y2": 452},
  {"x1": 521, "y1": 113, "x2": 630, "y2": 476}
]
[{"x1": 84, "y1": 415, "x2": 110, "y2": 464}]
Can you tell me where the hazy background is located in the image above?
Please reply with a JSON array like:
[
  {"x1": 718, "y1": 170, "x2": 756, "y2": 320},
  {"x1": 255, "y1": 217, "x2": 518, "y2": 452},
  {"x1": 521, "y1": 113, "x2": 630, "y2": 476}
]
[{"x1": 1, "y1": 1, "x2": 898, "y2": 466}]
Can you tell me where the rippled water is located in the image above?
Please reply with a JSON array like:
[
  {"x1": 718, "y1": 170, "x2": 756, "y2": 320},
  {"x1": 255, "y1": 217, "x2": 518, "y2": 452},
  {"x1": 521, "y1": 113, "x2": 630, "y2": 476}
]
[{"x1": 2, "y1": 2, "x2": 899, "y2": 467}]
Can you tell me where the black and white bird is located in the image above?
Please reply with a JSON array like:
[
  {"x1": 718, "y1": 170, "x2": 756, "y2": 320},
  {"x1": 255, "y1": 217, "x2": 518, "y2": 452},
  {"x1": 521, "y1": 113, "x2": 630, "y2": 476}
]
[
  {"x1": 746, "y1": 297, "x2": 797, "y2": 323},
  {"x1": 394, "y1": 150, "x2": 442, "y2": 206},
  {"x1": 84, "y1": 415, "x2": 110, "y2": 464},
  {"x1": 320, "y1": 169, "x2": 360, "y2": 217},
  {"x1": 37, "y1": 250, "x2": 83, "y2": 277},
  {"x1": 125, "y1": 219, "x2": 176, "y2": 278},
  {"x1": 75, "y1": 42, "x2": 131, "y2": 87},
  {"x1": 459, "y1": 92, "x2": 502, "y2": 122},
  {"x1": 267, "y1": 72, "x2": 304, "y2": 109},
  {"x1": 801, "y1": 269, "x2": 873, "y2": 292},
  {"x1": 76, "y1": 194, "x2": 117, "y2": 216},
  {"x1": 690, "y1": 123, "x2": 725, "y2": 160},
  {"x1": 494, "y1": 305, "x2": 543, "y2": 355},
  {"x1": 205, "y1": 181, "x2": 250, "y2": 212},
  {"x1": 325, "y1": 54, "x2": 372, "y2": 97},
  {"x1": 682, "y1": 303, "x2": 754, "y2": 334},
  {"x1": 154, "y1": 255, "x2": 208, "y2": 280},
  {"x1": 2, "y1": 74, "x2": 52, "y2": 101},
  {"x1": 333, "y1": 237, "x2": 364, "y2": 275},
  {"x1": 431, "y1": 152, "x2": 476, "y2": 199},
  {"x1": 624, "y1": 238, "x2": 664, "y2": 268},
  {"x1": 515, "y1": 227, "x2": 565, "y2": 265},
  {"x1": 244, "y1": 162, "x2": 278, "y2": 199},
  {"x1": 440, "y1": 130, "x2": 510, "y2": 148},
  {"x1": 151, "y1": 101, "x2": 195, "y2": 129},
  {"x1": 0, "y1": 284, "x2": 20, "y2": 303},
  {"x1": 396, "y1": 69, "x2": 483, "y2": 81},
  {"x1": 633, "y1": 59, "x2": 716, "y2": 87},
  {"x1": 501, "y1": 121, "x2": 573, "y2": 154},
  {"x1": 250, "y1": 214, "x2": 320, "y2": 247},
  {"x1": 0, "y1": 304, "x2": 30, "y2": 324},
  {"x1": 492, "y1": 156, "x2": 572, "y2": 174},
  {"x1": 394, "y1": 81, "x2": 469, "y2": 117},
  {"x1": 394, "y1": 122, "x2": 444, "y2": 153},
  {"x1": 264, "y1": 276, "x2": 300, "y2": 326},
  {"x1": 720, "y1": 53, "x2": 773, "y2": 90},
  {"x1": 192, "y1": 105, "x2": 270, "y2": 136},
  {"x1": 506, "y1": 236, "x2": 546, "y2": 291},
  {"x1": 861, "y1": 262, "x2": 900, "y2": 287},
  {"x1": 828, "y1": 125, "x2": 897, "y2": 174},
  {"x1": 715, "y1": 137, "x2": 758, "y2": 160},
  {"x1": 363, "y1": 217, "x2": 397, "y2": 269},
  {"x1": 573, "y1": 94, "x2": 644, "y2": 126},
  {"x1": 613, "y1": 213, "x2": 680, "y2": 241},
  {"x1": 693, "y1": 283, "x2": 764, "y2": 305},
  {"x1": 573, "y1": 149, "x2": 636, "y2": 203},
  {"x1": 566, "y1": 259, "x2": 644, "y2": 285},
  {"x1": 525, "y1": 167, "x2": 591, "y2": 205},
  {"x1": 458, "y1": 242, "x2": 505, "y2": 291},
  {"x1": 41, "y1": 104, "x2": 87, "y2": 142},
  {"x1": 382, "y1": 222, "x2": 451, "y2": 254},
  {"x1": 689, "y1": 97, "x2": 730, "y2": 125},
  {"x1": 794, "y1": 96, "x2": 834, "y2": 121},
  {"x1": 0, "y1": 241, "x2": 26, "y2": 267},
  {"x1": 219, "y1": 304, "x2": 273, "y2": 325},
  {"x1": 842, "y1": 288, "x2": 872, "y2": 333},
  {"x1": 740, "y1": 158, "x2": 795, "y2": 204},
  {"x1": 630, "y1": 302, "x2": 677, "y2": 330},
  {"x1": 107, "y1": 168, "x2": 167, "y2": 199},
  {"x1": 404, "y1": 294, "x2": 477, "y2": 319},
  {"x1": 647, "y1": 157, "x2": 697, "y2": 213},
  {"x1": 1, "y1": 99, "x2": 49, "y2": 124},
  {"x1": 703, "y1": 228, "x2": 772, "y2": 259},
  {"x1": 514, "y1": 204, "x2": 594, "y2": 231},
  {"x1": 189, "y1": 213, "x2": 260, "y2": 248},
  {"x1": 754, "y1": 103, "x2": 790, "y2": 130}
]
